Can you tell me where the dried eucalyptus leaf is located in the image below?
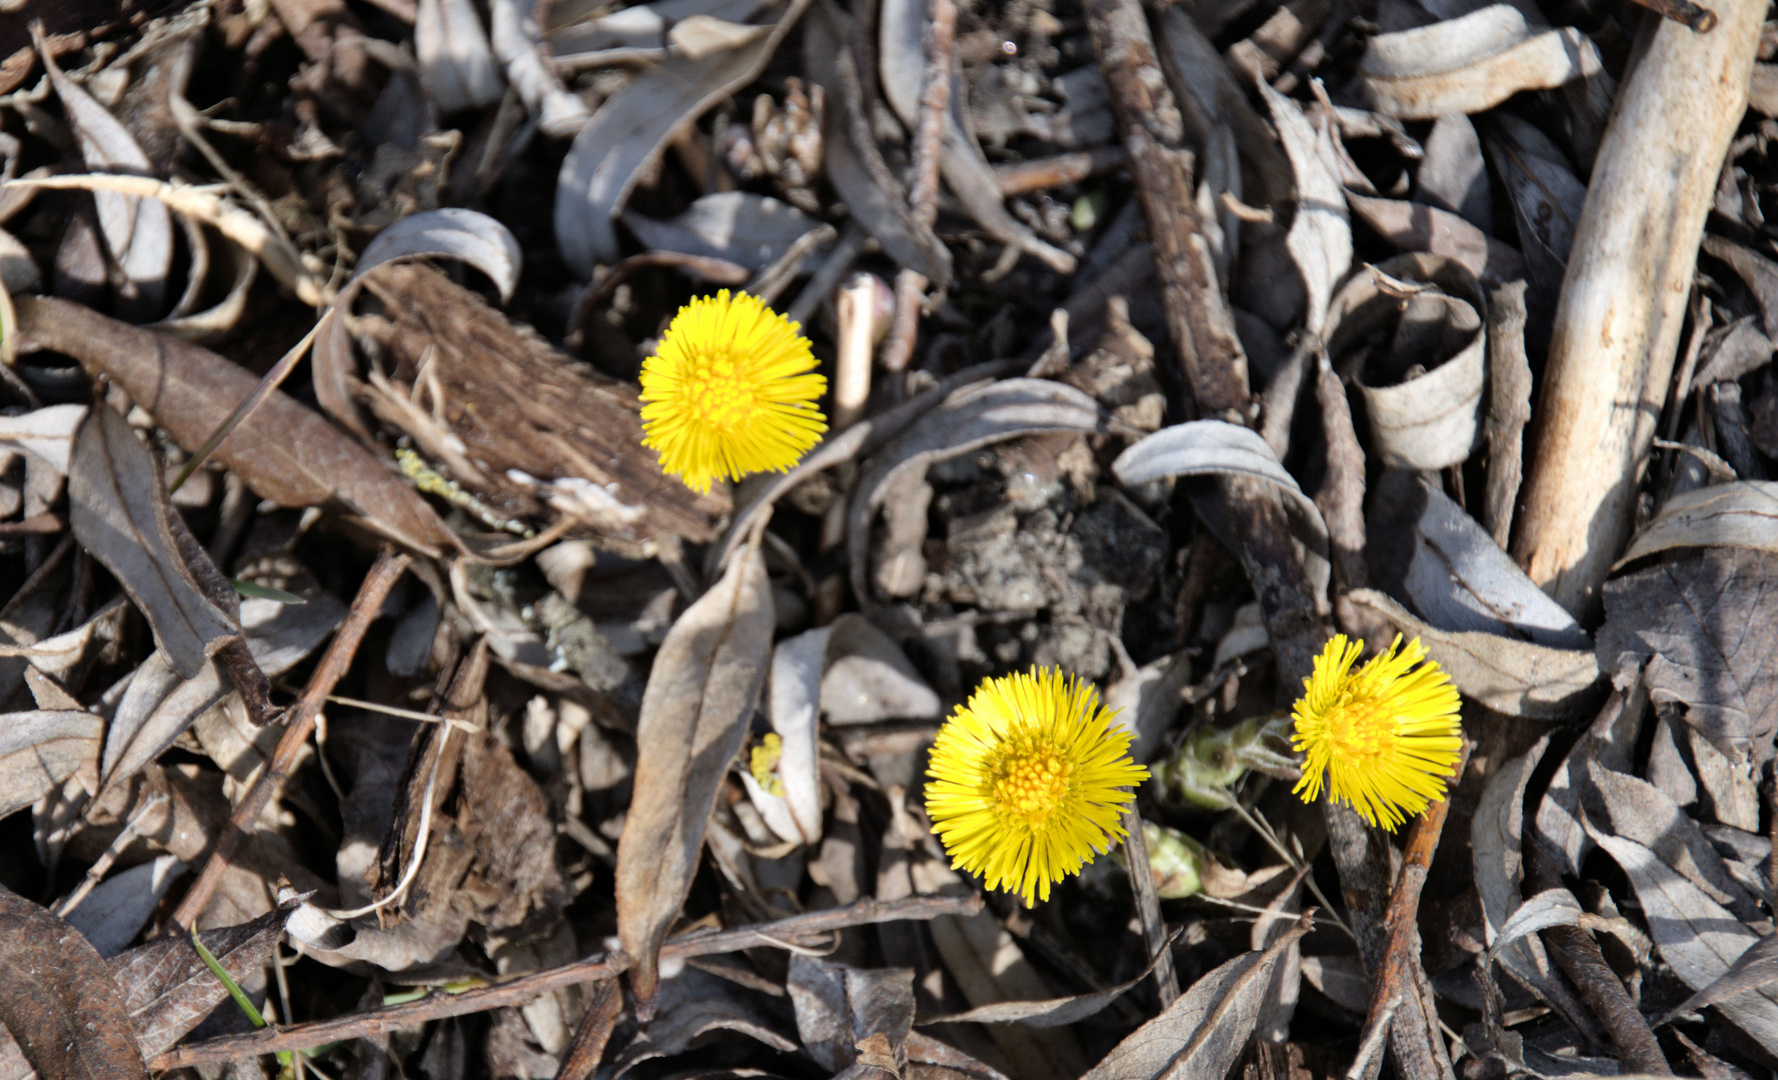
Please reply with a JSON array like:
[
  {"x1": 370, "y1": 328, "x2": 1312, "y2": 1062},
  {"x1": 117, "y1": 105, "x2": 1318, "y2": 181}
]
[
  {"x1": 69, "y1": 406, "x2": 238, "y2": 681},
  {"x1": 1596, "y1": 832, "x2": 1778, "y2": 1052},
  {"x1": 622, "y1": 192, "x2": 824, "y2": 273},
  {"x1": 1082, "y1": 914, "x2": 1313, "y2": 1080},
  {"x1": 16, "y1": 297, "x2": 459, "y2": 557},
  {"x1": 1487, "y1": 115, "x2": 1585, "y2": 296},
  {"x1": 1255, "y1": 81, "x2": 1349, "y2": 336},
  {"x1": 357, "y1": 207, "x2": 522, "y2": 302},
  {"x1": 1370, "y1": 471, "x2": 1588, "y2": 649},
  {"x1": 0, "y1": 405, "x2": 87, "y2": 475},
  {"x1": 1664, "y1": 932, "x2": 1778, "y2": 1025},
  {"x1": 607, "y1": 967, "x2": 798, "y2": 1077},
  {"x1": 1704, "y1": 237, "x2": 1778, "y2": 342},
  {"x1": 40, "y1": 46, "x2": 171, "y2": 319},
  {"x1": 1416, "y1": 115, "x2": 1491, "y2": 232},
  {"x1": 1485, "y1": 888, "x2": 1583, "y2": 965},
  {"x1": 488, "y1": 0, "x2": 589, "y2": 136},
  {"x1": 1360, "y1": 4, "x2": 1604, "y2": 119},
  {"x1": 416, "y1": 0, "x2": 504, "y2": 112},
  {"x1": 0, "y1": 710, "x2": 102, "y2": 820},
  {"x1": 1348, "y1": 589, "x2": 1598, "y2": 718},
  {"x1": 1346, "y1": 192, "x2": 1526, "y2": 288},
  {"x1": 1618, "y1": 481, "x2": 1778, "y2": 567},
  {"x1": 556, "y1": 0, "x2": 812, "y2": 273},
  {"x1": 1585, "y1": 758, "x2": 1760, "y2": 921},
  {"x1": 616, "y1": 539, "x2": 774, "y2": 1015},
  {"x1": 0, "y1": 885, "x2": 149, "y2": 1080},
  {"x1": 1598, "y1": 547, "x2": 1778, "y2": 764}
]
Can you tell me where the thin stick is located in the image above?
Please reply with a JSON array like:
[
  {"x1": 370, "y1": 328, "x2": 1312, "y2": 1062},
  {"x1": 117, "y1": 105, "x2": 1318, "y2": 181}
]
[
  {"x1": 169, "y1": 550, "x2": 411, "y2": 931},
  {"x1": 150, "y1": 894, "x2": 983, "y2": 1068},
  {"x1": 170, "y1": 319, "x2": 322, "y2": 494},
  {"x1": 1357, "y1": 745, "x2": 1470, "y2": 1080},
  {"x1": 877, "y1": 0, "x2": 957, "y2": 384}
]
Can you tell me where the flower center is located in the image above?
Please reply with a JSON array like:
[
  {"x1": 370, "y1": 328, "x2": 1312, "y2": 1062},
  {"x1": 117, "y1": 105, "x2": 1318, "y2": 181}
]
[
  {"x1": 987, "y1": 732, "x2": 1073, "y2": 828},
  {"x1": 684, "y1": 351, "x2": 758, "y2": 430},
  {"x1": 1325, "y1": 691, "x2": 1397, "y2": 762}
]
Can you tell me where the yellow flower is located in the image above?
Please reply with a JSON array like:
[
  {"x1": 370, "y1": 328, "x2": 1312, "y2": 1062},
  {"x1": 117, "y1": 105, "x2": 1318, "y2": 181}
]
[
  {"x1": 925, "y1": 667, "x2": 1150, "y2": 904},
  {"x1": 1290, "y1": 634, "x2": 1464, "y2": 831},
  {"x1": 639, "y1": 290, "x2": 827, "y2": 494}
]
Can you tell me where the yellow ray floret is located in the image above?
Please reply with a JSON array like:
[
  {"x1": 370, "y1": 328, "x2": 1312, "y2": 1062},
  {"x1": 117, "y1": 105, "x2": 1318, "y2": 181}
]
[
  {"x1": 925, "y1": 667, "x2": 1150, "y2": 904},
  {"x1": 639, "y1": 290, "x2": 828, "y2": 494},
  {"x1": 1290, "y1": 634, "x2": 1464, "y2": 831}
]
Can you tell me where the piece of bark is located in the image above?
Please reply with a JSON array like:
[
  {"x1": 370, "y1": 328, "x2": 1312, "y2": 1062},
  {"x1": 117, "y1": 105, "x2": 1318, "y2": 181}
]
[
  {"x1": 1510, "y1": 7, "x2": 1763, "y2": 618},
  {"x1": 353, "y1": 262, "x2": 729, "y2": 549},
  {"x1": 1084, "y1": 0, "x2": 1248, "y2": 420}
]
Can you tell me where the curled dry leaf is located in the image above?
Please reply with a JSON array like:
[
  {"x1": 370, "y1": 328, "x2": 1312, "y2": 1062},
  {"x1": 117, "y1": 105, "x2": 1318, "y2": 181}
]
[
  {"x1": 1486, "y1": 116, "x2": 1585, "y2": 297},
  {"x1": 555, "y1": 0, "x2": 813, "y2": 273},
  {"x1": 356, "y1": 207, "x2": 523, "y2": 302},
  {"x1": 63, "y1": 855, "x2": 187, "y2": 958},
  {"x1": 1082, "y1": 912, "x2": 1313, "y2": 1080},
  {"x1": 1617, "y1": 481, "x2": 1778, "y2": 567},
  {"x1": 1359, "y1": 4, "x2": 1604, "y2": 120},
  {"x1": 416, "y1": 0, "x2": 504, "y2": 113},
  {"x1": 748, "y1": 614, "x2": 939, "y2": 845},
  {"x1": 1347, "y1": 589, "x2": 1598, "y2": 719},
  {"x1": 1111, "y1": 420, "x2": 1331, "y2": 601},
  {"x1": 1255, "y1": 80, "x2": 1349, "y2": 337},
  {"x1": 847, "y1": 378, "x2": 1109, "y2": 609},
  {"x1": 617, "y1": 537, "x2": 774, "y2": 1016},
  {"x1": 488, "y1": 0, "x2": 590, "y2": 136},
  {"x1": 0, "y1": 885, "x2": 150, "y2": 1080},
  {"x1": 1327, "y1": 254, "x2": 1485, "y2": 471},
  {"x1": 1472, "y1": 734, "x2": 1567, "y2": 1002},
  {"x1": 69, "y1": 405, "x2": 243, "y2": 681},
  {"x1": 14, "y1": 296, "x2": 459, "y2": 557},
  {"x1": 788, "y1": 956, "x2": 914, "y2": 1072},
  {"x1": 1345, "y1": 192, "x2": 1526, "y2": 289},
  {"x1": 39, "y1": 42, "x2": 172, "y2": 319}
]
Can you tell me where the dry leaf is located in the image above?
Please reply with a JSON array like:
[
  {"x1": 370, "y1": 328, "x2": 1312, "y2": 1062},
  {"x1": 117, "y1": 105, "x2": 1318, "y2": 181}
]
[
  {"x1": 15, "y1": 296, "x2": 459, "y2": 557},
  {"x1": 1359, "y1": 4, "x2": 1604, "y2": 119},
  {"x1": 555, "y1": 0, "x2": 813, "y2": 273},
  {"x1": 616, "y1": 538, "x2": 774, "y2": 1015},
  {"x1": 69, "y1": 405, "x2": 241, "y2": 681},
  {"x1": 1082, "y1": 913, "x2": 1313, "y2": 1080},
  {"x1": 1255, "y1": 80, "x2": 1349, "y2": 337},
  {"x1": 1598, "y1": 547, "x2": 1778, "y2": 764},
  {"x1": 1347, "y1": 589, "x2": 1597, "y2": 718},
  {"x1": 0, "y1": 884, "x2": 149, "y2": 1080},
  {"x1": 1617, "y1": 481, "x2": 1778, "y2": 567},
  {"x1": 416, "y1": 0, "x2": 504, "y2": 112},
  {"x1": 0, "y1": 710, "x2": 103, "y2": 820}
]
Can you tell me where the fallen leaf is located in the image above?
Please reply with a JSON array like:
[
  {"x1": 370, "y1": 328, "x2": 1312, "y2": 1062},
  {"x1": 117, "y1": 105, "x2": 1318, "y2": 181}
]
[
  {"x1": 0, "y1": 709, "x2": 103, "y2": 820},
  {"x1": 1082, "y1": 913, "x2": 1313, "y2": 1080},
  {"x1": 69, "y1": 405, "x2": 241, "y2": 681},
  {"x1": 1617, "y1": 481, "x2": 1778, "y2": 567},
  {"x1": 1597, "y1": 547, "x2": 1778, "y2": 764},
  {"x1": 1359, "y1": 4, "x2": 1604, "y2": 119},
  {"x1": 1347, "y1": 589, "x2": 1597, "y2": 718},
  {"x1": 1255, "y1": 80, "x2": 1349, "y2": 337},
  {"x1": 920, "y1": 937, "x2": 1178, "y2": 1028},
  {"x1": 616, "y1": 537, "x2": 774, "y2": 1015},
  {"x1": 1346, "y1": 192, "x2": 1526, "y2": 288},
  {"x1": 555, "y1": 0, "x2": 813, "y2": 273},
  {"x1": 416, "y1": 0, "x2": 504, "y2": 112},
  {"x1": 622, "y1": 192, "x2": 826, "y2": 273},
  {"x1": 0, "y1": 884, "x2": 150, "y2": 1080},
  {"x1": 63, "y1": 856, "x2": 187, "y2": 959},
  {"x1": 15, "y1": 296, "x2": 459, "y2": 557},
  {"x1": 789, "y1": 956, "x2": 915, "y2": 1071},
  {"x1": 1596, "y1": 832, "x2": 1778, "y2": 1053}
]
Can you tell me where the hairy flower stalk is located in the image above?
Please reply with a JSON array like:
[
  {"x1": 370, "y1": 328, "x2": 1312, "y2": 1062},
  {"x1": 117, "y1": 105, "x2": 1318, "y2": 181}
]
[
  {"x1": 638, "y1": 290, "x2": 827, "y2": 493},
  {"x1": 925, "y1": 667, "x2": 1150, "y2": 904},
  {"x1": 1290, "y1": 634, "x2": 1464, "y2": 830}
]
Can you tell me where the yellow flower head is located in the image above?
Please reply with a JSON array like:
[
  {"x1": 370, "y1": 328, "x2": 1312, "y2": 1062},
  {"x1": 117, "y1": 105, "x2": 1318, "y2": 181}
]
[
  {"x1": 925, "y1": 667, "x2": 1150, "y2": 904},
  {"x1": 1291, "y1": 634, "x2": 1464, "y2": 831},
  {"x1": 639, "y1": 290, "x2": 828, "y2": 494}
]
